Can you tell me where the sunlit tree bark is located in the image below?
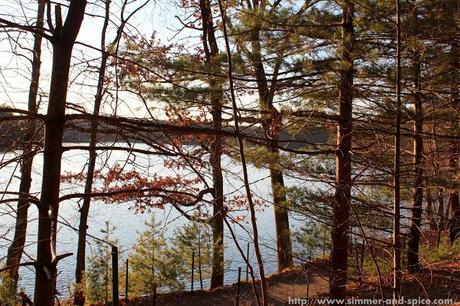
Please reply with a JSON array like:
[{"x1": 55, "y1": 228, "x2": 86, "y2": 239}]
[
  {"x1": 392, "y1": 0, "x2": 402, "y2": 302},
  {"x1": 407, "y1": 3, "x2": 424, "y2": 273},
  {"x1": 448, "y1": 39, "x2": 460, "y2": 244},
  {"x1": 74, "y1": 1, "x2": 111, "y2": 304},
  {"x1": 330, "y1": 1, "x2": 354, "y2": 302},
  {"x1": 199, "y1": 0, "x2": 225, "y2": 288},
  {"x1": 244, "y1": 0, "x2": 293, "y2": 271},
  {"x1": 6, "y1": 0, "x2": 45, "y2": 292},
  {"x1": 34, "y1": 1, "x2": 87, "y2": 304}
]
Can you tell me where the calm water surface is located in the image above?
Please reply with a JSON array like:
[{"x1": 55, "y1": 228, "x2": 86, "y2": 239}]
[{"x1": 0, "y1": 143, "x2": 314, "y2": 297}]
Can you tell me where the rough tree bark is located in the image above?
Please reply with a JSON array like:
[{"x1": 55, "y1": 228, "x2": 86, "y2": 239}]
[
  {"x1": 407, "y1": 7, "x2": 424, "y2": 271},
  {"x1": 248, "y1": 0, "x2": 293, "y2": 271},
  {"x1": 34, "y1": 1, "x2": 87, "y2": 305},
  {"x1": 448, "y1": 39, "x2": 460, "y2": 244},
  {"x1": 330, "y1": 1, "x2": 354, "y2": 302},
  {"x1": 438, "y1": 189, "x2": 446, "y2": 229},
  {"x1": 393, "y1": 0, "x2": 402, "y2": 302},
  {"x1": 199, "y1": 0, "x2": 225, "y2": 288},
  {"x1": 407, "y1": 64, "x2": 423, "y2": 271},
  {"x1": 430, "y1": 100, "x2": 446, "y2": 231},
  {"x1": 74, "y1": 1, "x2": 110, "y2": 304},
  {"x1": 218, "y1": 0, "x2": 268, "y2": 303},
  {"x1": 426, "y1": 186, "x2": 437, "y2": 230},
  {"x1": 6, "y1": 0, "x2": 44, "y2": 291}
]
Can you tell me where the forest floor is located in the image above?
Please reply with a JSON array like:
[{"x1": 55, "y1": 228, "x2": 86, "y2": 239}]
[{"x1": 123, "y1": 255, "x2": 460, "y2": 306}]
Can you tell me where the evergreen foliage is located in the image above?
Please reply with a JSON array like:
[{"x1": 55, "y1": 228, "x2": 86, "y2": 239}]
[
  {"x1": 126, "y1": 215, "x2": 213, "y2": 295},
  {"x1": 86, "y1": 222, "x2": 118, "y2": 304}
]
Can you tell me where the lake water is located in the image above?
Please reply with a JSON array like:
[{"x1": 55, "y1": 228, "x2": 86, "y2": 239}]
[{"x1": 0, "y1": 143, "x2": 312, "y2": 297}]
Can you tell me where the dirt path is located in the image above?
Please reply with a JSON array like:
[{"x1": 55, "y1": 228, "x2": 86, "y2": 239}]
[
  {"x1": 127, "y1": 265, "x2": 329, "y2": 306},
  {"x1": 126, "y1": 256, "x2": 460, "y2": 306}
]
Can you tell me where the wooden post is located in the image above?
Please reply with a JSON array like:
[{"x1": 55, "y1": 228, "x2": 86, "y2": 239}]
[
  {"x1": 191, "y1": 251, "x2": 195, "y2": 293},
  {"x1": 125, "y1": 259, "x2": 129, "y2": 301},
  {"x1": 105, "y1": 259, "x2": 109, "y2": 305},
  {"x1": 198, "y1": 242, "x2": 203, "y2": 290},
  {"x1": 306, "y1": 250, "x2": 311, "y2": 298},
  {"x1": 112, "y1": 245, "x2": 119, "y2": 306},
  {"x1": 358, "y1": 239, "x2": 364, "y2": 287},
  {"x1": 236, "y1": 267, "x2": 241, "y2": 306},
  {"x1": 245, "y1": 243, "x2": 249, "y2": 281},
  {"x1": 152, "y1": 243, "x2": 155, "y2": 306}
]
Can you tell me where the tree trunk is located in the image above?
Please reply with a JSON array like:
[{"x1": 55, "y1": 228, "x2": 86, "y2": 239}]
[
  {"x1": 425, "y1": 187, "x2": 437, "y2": 230},
  {"x1": 218, "y1": 1, "x2": 268, "y2": 303},
  {"x1": 74, "y1": 1, "x2": 110, "y2": 304},
  {"x1": 392, "y1": 0, "x2": 402, "y2": 301},
  {"x1": 5, "y1": 1, "x2": 44, "y2": 291},
  {"x1": 34, "y1": 2, "x2": 86, "y2": 305},
  {"x1": 330, "y1": 1, "x2": 354, "y2": 302},
  {"x1": 249, "y1": 12, "x2": 293, "y2": 271},
  {"x1": 210, "y1": 106, "x2": 225, "y2": 288},
  {"x1": 199, "y1": 0, "x2": 225, "y2": 288},
  {"x1": 431, "y1": 110, "x2": 446, "y2": 230},
  {"x1": 449, "y1": 193, "x2": 460, "y2": 243},
  {"x1": 270, "y1": 160, "x2": 293, "y2": 270},
  {"x1": 437, "y1": 189, "x2": 446, "y2": 229},
  {"x1": 448, "y1": 40, "x2": 460, "y2": 244},
  {"x1": 407, "y1": 42, "x2": 423, "y2": 272}
]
